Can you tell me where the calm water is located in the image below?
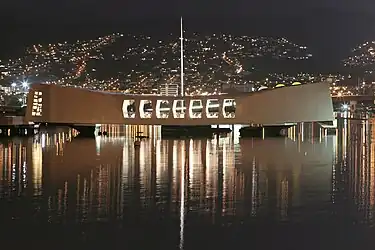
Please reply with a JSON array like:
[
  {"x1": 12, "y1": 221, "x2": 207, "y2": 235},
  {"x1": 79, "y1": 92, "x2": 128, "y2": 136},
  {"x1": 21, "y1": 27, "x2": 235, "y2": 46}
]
[{"x1": 1, "y1": 122, "x2": 375, "y2": 249}]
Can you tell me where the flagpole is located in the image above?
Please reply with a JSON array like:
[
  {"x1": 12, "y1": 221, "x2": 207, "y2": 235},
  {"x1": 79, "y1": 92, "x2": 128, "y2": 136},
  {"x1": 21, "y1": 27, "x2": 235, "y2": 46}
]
[{"x1": 180, "y1": 17, "x2": 184, "y2": 97}]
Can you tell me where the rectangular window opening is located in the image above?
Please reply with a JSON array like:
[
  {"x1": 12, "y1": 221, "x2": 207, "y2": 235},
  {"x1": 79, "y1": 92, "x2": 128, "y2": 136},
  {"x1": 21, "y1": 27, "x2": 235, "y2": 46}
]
[
  {"x1": 156, "y1": 100, "x2": 170, "y2": 119},
  {"x1": 172, "y1": 100, "x2": 186, "y2": 118},
  {"x1": 189, "y1": 100, "x2": 203, "y2": 119},
  {"x1": 139, "y1": 100, "x2": 153, "y2": 119},
  {"x1": 122, "y1": 99, "x2": 136, "y2": 118},
  {"x1": 223, "y1": 99, "x2": 236, "y2": 118}
]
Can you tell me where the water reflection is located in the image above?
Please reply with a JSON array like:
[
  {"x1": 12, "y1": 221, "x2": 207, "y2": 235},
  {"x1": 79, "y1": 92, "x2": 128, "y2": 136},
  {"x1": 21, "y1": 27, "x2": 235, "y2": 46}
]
[{"x1": 2, "y1": 122, "x2": 375, "y2": 248}]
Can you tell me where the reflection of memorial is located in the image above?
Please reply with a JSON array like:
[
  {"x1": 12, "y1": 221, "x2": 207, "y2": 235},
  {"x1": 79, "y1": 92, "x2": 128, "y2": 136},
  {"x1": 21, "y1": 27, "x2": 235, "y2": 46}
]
[
  {"x1": 0, "y1": 130, "x2": 76, "y2": 202},
  {"x1": 343, "y1": 119, "x2": 375, "y2": 222},
  {"x1": 239, "y1": 137, "x2": 334, "y2": 219},
  {"x1": 42, "y1": 136, "x2": 125, "y2": 221},
  {"x1": 39, "y1": 134, "x2": 336, "y2": 222},
  {"x1": 6, "y1": 121, "x2": 375, "y2": 228},
  {"x1": 43, "y1": 137, "x2": 123, "y2": 187},
  {"x1": 38, "y1": 136, "x2": 244, "y2": 222},
  {"x1": 0, "y1": 139, "x2": 36, "y2": 198},
  {"x1": 98, "y1": 125, "x2": 161, "y2": 138},
  {"x1": 0, "y1": 128, "x2": 342, "y2": 224}
]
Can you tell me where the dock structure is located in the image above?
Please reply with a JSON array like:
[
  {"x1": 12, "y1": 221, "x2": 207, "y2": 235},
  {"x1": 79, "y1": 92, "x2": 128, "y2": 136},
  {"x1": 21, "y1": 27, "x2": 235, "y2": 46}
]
[{"x1": 0, "y1": 115, "x2": 36, "y2": 137}]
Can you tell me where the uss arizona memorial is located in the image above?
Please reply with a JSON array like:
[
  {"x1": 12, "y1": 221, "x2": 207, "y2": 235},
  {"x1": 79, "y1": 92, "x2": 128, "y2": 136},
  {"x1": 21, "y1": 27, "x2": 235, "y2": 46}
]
[{"x1": 24, "y1": 82, "x2": 334, "y2": 127}]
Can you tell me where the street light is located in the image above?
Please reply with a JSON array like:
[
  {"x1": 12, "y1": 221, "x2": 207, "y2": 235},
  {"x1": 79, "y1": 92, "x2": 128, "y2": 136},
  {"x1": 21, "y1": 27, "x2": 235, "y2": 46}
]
[{"x1": 22, "y1": 80, "x2": 28, "y2": 88}]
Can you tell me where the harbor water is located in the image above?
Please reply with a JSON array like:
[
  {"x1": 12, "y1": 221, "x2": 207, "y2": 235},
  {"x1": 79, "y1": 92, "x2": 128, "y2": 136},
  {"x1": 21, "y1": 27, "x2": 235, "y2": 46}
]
[{"x1": 1, "y1": 122, "x2": 375, "y2": 249}]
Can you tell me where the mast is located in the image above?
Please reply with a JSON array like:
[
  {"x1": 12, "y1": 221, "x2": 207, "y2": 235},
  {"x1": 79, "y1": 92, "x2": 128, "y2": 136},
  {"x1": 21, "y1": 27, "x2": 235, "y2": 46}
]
[{"x1": 180, "y1": 17, "x2": 184, "y2": 97}]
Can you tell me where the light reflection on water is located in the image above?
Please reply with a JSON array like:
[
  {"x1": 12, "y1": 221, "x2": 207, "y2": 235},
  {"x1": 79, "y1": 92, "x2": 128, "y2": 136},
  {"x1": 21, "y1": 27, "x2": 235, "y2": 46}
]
[{"x1": 1, "y1": 122, "x2": 375, "y2": 248}]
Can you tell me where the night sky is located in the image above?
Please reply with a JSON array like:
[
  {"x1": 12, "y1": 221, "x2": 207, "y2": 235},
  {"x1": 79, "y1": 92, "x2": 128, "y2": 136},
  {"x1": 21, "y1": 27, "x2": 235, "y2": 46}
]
[
  {"x1": 2, "y1": 0, "x2": 375, "y2": 67},
  {"x1": 3, "y1": 0, "x2": 375, "y2": 19}
]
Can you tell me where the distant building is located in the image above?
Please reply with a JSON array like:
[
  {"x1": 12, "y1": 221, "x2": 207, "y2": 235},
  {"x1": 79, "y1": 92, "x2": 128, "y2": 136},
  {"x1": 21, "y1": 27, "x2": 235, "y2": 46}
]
[
  {"x1": 160, "y1": 83, "x2": 179, "y2": 96},
  {"x1": 0, "y1": 86, "x2": 11, "y2": 93},
  {"x1": 222, "y1": 83, "x2": 254, "y2": 93}
]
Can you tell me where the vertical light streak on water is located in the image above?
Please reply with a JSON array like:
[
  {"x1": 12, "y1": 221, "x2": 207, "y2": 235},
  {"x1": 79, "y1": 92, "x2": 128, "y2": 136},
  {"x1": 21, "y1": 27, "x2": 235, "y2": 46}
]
[
  {"x1": 32, "y1": 143, "x2": 42, "y2": 196},
  {"x1": 251, "y1": 157, "x2": 257, "y2": 216},
  {"x1": 206, "y1": 141, "x2": 211, "y2": 199},
  {"x1": 95, "y1": 136, "x2": 101, "y2": 156},
  {"x1": 343, "y1": 120, "x2": 348, "y2": 158},
  {"x1": 233, "y1": 125, "x2": 241, "y2": 144},
  {"x1": 22, "y1": 161, "x2": 27, "y2": 189},
  {"x1": 82, "y1": 177, "x2": 88, "y2": 222},
  {"x1": 362, "y1": 122, "x2": 367, "y2": 209},
  {"x1": 121, "y1": 139, "x2": 129, "y2": 206},
  {"x1": 139, "y1": 140, "x2": 146, "y2": 201},
  {"x1": 179, "y1": 141, "x2": 186, "y2": 250},
  {"x1": 76, "y1": 174, "x2": 81, "y2": 222},
  {"x1": 156, "y1": 140, "x2": 162, "y2": 193},
  {"x1": 173, "y1": 140, "x2": 178, "y2": 198},
  {"x1": 18, "y1": 145, "x2": 22, "y2": 195},
  {"x1": 222, "y1": 139, "x2": 227, "y2": 215},
  {"x1": 370, "y1": 123, "x2": 375, "y2": 221},
  {"x1": 280, "y1": 179, "x2": 289, "y2": 220},
  {"x1": 189, "y1": 139, "x2": 193, "y2": 191}
]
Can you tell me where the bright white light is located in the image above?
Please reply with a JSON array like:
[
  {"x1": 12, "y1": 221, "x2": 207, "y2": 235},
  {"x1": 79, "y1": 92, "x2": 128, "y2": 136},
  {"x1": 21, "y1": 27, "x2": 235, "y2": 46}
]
[
  {"x1": 41, "y1": 134, "x2": 46, "y2": 148},
  {"x1": 22, "y1": 81, "x2": 28, "y2": 88},
  {"x1": 342, "y1": 104, "x2": 349, "y2": 110},
  {"x1": 11, "y1": 82, "x2": 16, "y2": 87}
]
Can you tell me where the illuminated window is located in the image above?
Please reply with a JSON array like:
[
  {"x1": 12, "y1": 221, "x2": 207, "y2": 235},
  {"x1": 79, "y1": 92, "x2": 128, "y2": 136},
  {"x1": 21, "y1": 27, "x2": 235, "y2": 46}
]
[
  {"x1": 139, "y1": 100, "x2": 153, "y2": 119},
  {"x1": 223, "y1": 99, "x2": 235, "y2": 118},
  {"x1": 156, "y1": 100, "x2": 170, "y2": 119},
  {"x1": 206, "y1": 99, "x2": 219, "y2": 118},
  {"x1": 31, "y1": 91, "x2": 43, "y2": 117},
  {"x1": 122, "y1": 99, "x2": 136, "y2": 118},
  {"x1": 172, "y1": 100, "x2": 186, "y2": 118},
  {"x1": 189, "y1": 100, "x2": 203, "y2": 119}
]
